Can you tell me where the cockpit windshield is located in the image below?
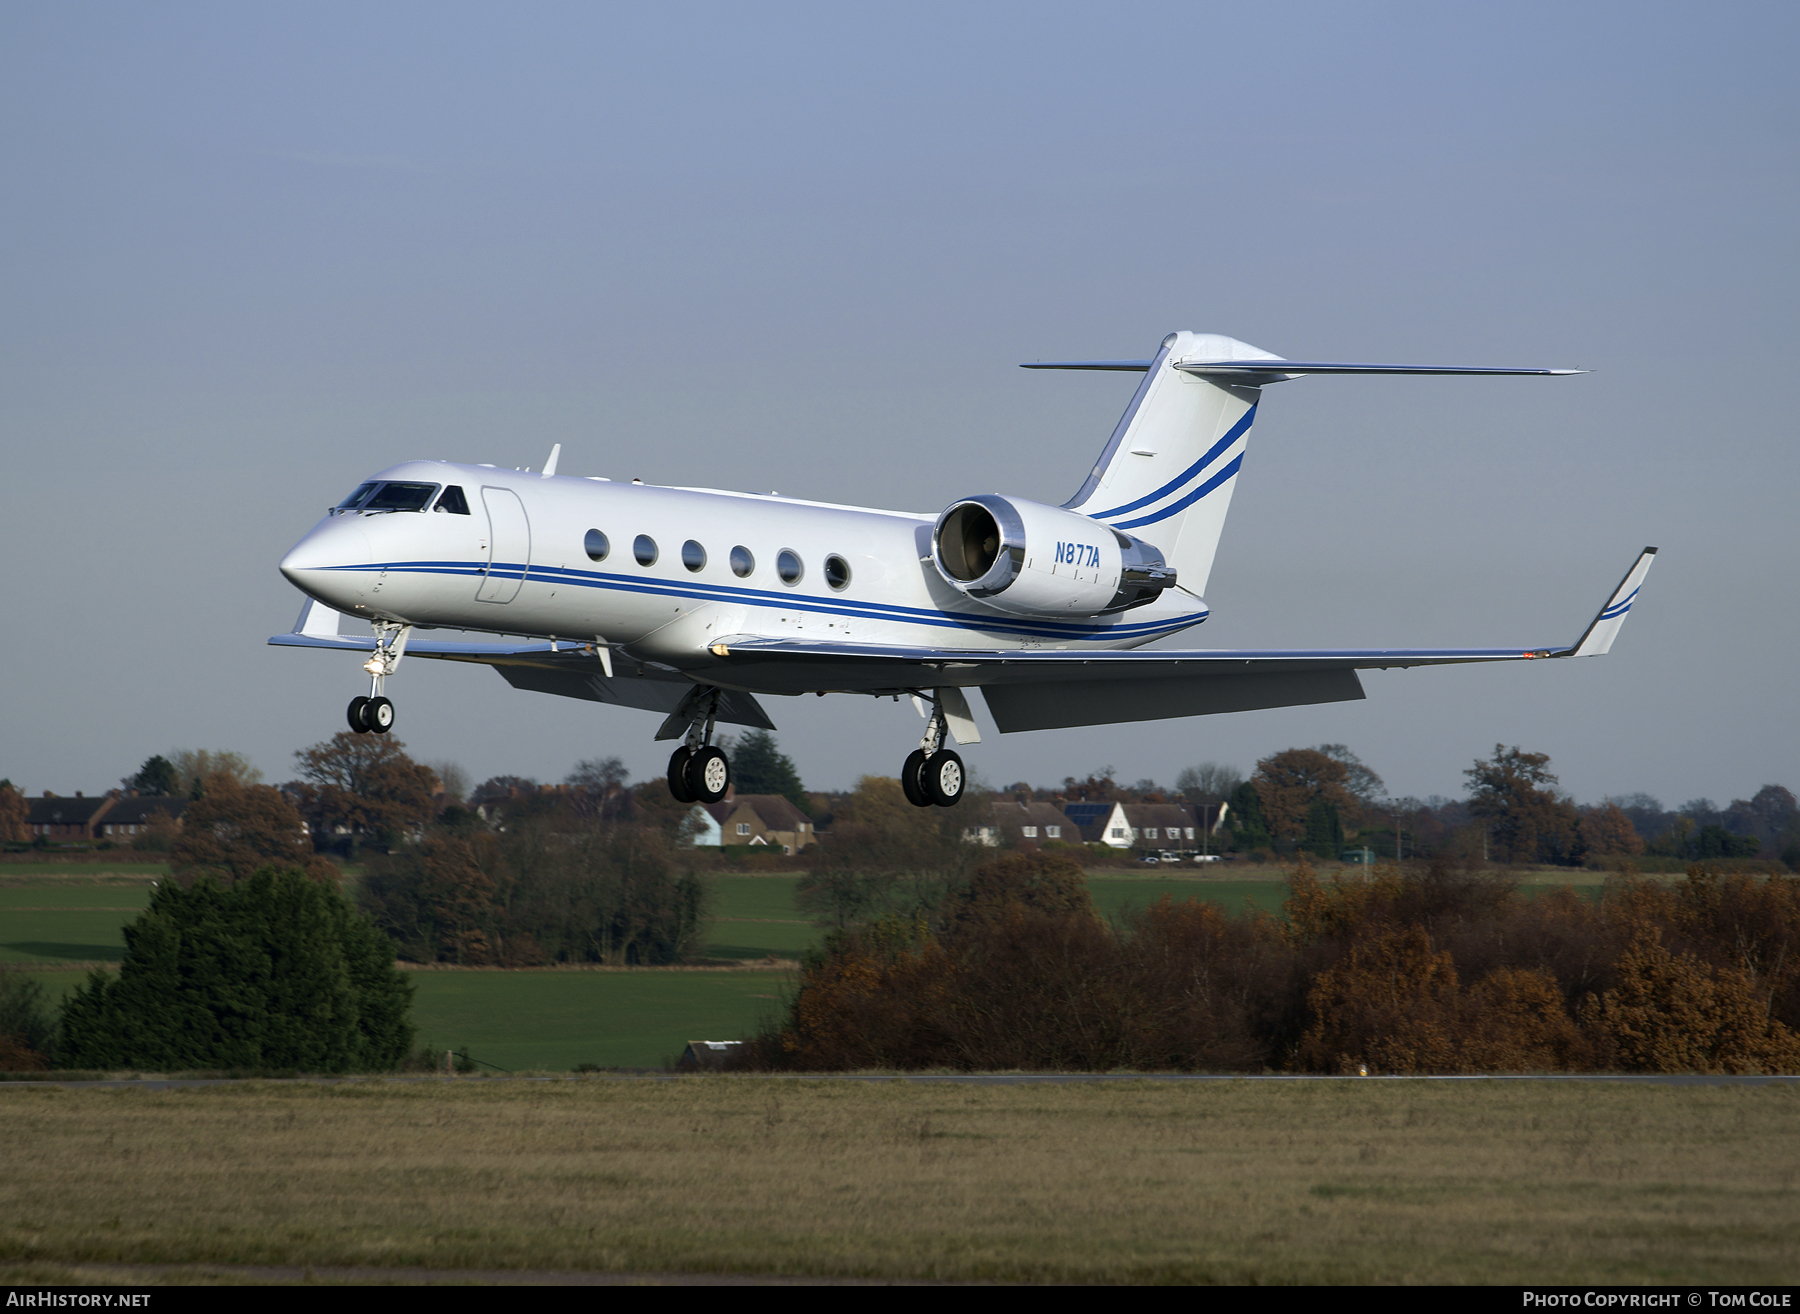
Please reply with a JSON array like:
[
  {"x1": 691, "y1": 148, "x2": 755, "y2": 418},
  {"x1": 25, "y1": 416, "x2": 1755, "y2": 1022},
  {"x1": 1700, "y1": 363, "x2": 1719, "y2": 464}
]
[
  {"x1": 335, "y1": 482, "x2": 379, "y2": 511},
  {"x1": 334, "y1": 481, "x2": 441, "y2": 514},
  {"x1": 363, "y1": 482, "x2": 440, "y2": 512}
]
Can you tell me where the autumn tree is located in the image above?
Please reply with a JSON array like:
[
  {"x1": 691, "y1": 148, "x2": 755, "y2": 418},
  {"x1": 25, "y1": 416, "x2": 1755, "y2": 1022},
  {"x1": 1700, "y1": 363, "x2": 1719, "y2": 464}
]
[
  {"x1": 798, "y1": 775, "x2": 974, "y2": 928},
  {"x1": 565, "y1": 756, "x2": 631, "y2": 820},
  {"x1": 360, "y1": 827, "x2": 513, "y2": 965},
  {"x1": 1251, "y1": 748, "x2": 1358, "y2": 845},
  {"x1": 1061, "y1": 768, "x2": 1123, "y2": 803},
  {"x1": 947, "y1": 849, "x2": 1096, "y2": 929},
  {"x1": 170, "y1": 779, "x2": 340, "y2": 887},
  {"x1": 1174, "y1": 762, "x2": 1244, "y2": 804},
  {"x1": 513, "y1": 821, "x2": 706, "y2": 965},
  {"x1": 170, "y1": 749, "x2": 263, "y2": 797},
  {"x1": 1465, "y1": 745, "x2": 1581, "y2": 864},
  {"x1": 287, "y1": 732, "x2": 439, "y2": 848},
  {"x1": 1579, "y1": 801, "x2": 1646, "y2": 858},
  {"x1": 1314, "y1": 744, "x2": 1386, "y2": 807},
  {"x1": 0, "y1": 780, "x2": 27, "y2": 845},
  {"x1": 1582, "y1": 922, "x2": 1800, "y2": 1073},
  {"x1": 1296, "y1": 925, "x2": 1462, "y2": 1074}
]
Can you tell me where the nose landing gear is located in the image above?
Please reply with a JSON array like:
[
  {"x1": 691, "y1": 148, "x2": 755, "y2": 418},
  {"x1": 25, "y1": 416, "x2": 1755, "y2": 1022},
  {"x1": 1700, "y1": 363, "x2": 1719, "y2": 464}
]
[
  {"x1": 665, "y1": 688, "x2": 732, "y2": 804},
  {"x1": 347, "y1": 623, "x2": 410, "y2": 735}
]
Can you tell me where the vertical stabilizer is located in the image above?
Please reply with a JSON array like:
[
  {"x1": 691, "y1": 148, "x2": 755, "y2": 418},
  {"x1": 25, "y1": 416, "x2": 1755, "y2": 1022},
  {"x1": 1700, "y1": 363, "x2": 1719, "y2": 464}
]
[{"x1": 1064, "y1": 331, "x2": 1276, "y2": 597}]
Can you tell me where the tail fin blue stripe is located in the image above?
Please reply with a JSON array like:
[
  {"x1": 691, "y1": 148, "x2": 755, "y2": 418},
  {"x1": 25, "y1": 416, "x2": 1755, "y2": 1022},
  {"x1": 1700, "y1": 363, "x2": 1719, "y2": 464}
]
[
  {"x1": 1086, "y1": 405, "x2": 1258, "y2": 522},
  {"x1": 1111, "y1": 453, "x2": 1244, "y2": 531},
  {"x1": 1599, "y1": 584, "x2": 1641, "y2": 620}
]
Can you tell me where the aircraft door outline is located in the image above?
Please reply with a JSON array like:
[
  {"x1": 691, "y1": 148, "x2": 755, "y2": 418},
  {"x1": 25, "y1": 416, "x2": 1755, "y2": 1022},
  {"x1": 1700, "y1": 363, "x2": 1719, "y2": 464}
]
[{"x1": 477, "y1": 486, "x2": 531, "y2": 604}]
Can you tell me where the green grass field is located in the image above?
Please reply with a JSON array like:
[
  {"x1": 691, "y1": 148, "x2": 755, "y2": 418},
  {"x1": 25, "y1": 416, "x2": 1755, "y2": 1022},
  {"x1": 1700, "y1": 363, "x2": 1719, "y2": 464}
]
[
  {"x1": 705, "y1": 875, "x2": 817, "y2": 960},
  {"x1": 405, "y1": 968, "x2": 792, "y2": 1070},
  {"x1": 3, "y1": 1079, "x2": 1797, "y2": 1284}
]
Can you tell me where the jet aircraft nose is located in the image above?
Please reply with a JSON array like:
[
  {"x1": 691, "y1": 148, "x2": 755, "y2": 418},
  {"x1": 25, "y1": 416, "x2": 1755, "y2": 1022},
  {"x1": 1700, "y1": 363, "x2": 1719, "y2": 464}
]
[{"x1": 280, "y1": 517, "x2": 372, "y2": 610}]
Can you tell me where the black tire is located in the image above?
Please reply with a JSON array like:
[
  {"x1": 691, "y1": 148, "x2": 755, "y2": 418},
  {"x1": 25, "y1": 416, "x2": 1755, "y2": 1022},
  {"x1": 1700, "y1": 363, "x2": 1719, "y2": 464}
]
[
  {"x1": 685, "y1": 745, "x2": 731, "y2": 804},
  {"x1": 366, "y1": 696, "x2": 395, "y2": 734},
  {"x1": 900, "y1": 749, "x2": 932, "y2": 807},
  {"x1": 667, "y1": 747, "x2": 696, "y2": 803},
  {"x1": 925, "y1": 749, "x2": 965, "y2": 807},
  {"x1": 347, "y1": 697, "x2": 371, "y2": 734}
]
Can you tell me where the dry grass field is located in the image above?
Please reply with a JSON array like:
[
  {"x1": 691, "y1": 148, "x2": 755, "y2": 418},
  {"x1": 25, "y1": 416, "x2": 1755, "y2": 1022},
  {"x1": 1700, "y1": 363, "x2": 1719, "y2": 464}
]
[{"x1": 3, "y1": 1077, "x2": 1798, "y2": 1284}]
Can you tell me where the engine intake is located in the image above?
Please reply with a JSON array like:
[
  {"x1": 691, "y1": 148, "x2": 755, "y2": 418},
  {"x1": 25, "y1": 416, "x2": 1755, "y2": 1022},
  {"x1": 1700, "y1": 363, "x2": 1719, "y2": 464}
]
[{"x1": 931, "y1": 494, "x2": 1176, "y2": 618}]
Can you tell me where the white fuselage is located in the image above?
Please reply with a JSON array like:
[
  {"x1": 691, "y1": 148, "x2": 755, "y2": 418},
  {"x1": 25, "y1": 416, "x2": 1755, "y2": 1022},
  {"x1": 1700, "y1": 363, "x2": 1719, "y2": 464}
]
[{"x1": 278, "y1": 461, "x2": 1209, "y2": 672}]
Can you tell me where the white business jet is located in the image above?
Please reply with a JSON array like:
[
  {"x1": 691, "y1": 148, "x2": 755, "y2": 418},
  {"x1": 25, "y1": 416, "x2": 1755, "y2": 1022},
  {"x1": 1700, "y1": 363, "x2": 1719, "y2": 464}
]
[{"x1": 273, "y1": 330, "x2": 1655, "y2": 809}]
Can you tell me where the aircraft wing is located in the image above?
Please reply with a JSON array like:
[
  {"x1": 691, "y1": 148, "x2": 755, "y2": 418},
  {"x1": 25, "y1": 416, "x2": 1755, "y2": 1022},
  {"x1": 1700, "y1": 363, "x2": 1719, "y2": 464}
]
[
  {"x1": 701, "y1": 549, "x2": 1657, "y2": 732},
  {"x1": 268, "y1": 603, "x2": 777, "y2": 730}
]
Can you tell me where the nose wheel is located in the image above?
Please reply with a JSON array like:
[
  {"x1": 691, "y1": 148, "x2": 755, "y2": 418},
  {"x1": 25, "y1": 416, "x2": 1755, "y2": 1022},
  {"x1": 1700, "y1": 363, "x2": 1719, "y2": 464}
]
[
  {"x1": 347, "y1": 695, "x2": 395, "y2": 734},
  {"x1": 346, "y1": 623, "x2": 409, "y2": 734}
]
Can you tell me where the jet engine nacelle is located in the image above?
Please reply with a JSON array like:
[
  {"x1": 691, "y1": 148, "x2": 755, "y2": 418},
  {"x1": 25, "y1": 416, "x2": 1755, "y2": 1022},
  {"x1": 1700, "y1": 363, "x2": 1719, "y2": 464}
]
[{"x1": 931, "y1": 494, "x2": 1177, "y2": 617}]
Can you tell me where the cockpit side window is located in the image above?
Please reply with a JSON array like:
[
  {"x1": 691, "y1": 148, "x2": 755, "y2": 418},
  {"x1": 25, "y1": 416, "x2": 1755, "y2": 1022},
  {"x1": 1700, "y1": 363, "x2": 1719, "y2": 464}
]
[
  {"x1": 363, "y1": 482, "x2": 440, "y2": 512},
  {"x1": 335, "y1": 482, "x2": 379, "y2": 511},
  {"x1": 433, "y1": 485, "x2": 471, "y2": 515}
]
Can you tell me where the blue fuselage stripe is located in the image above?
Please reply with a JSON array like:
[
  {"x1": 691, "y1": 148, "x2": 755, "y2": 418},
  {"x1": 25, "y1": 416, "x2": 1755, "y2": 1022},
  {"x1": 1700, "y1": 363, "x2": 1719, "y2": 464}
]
[{"x1": 323, "y1": 561, "x2": 1208, "y2": 642}]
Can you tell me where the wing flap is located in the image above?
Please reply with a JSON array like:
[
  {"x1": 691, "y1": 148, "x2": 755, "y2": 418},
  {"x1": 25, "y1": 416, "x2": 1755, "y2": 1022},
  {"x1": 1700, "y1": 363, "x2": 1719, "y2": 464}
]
[{"x1": 982, "y1": 668, "x2": 1365, "y2": 732}]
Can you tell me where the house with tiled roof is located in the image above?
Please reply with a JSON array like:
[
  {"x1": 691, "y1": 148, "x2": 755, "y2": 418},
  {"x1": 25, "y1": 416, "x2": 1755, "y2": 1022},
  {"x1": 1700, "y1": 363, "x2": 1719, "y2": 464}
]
[
  {"x1": 26, "y1": 791, "x2": 189, "y2": 843},
  {"x1": 97, "y1": 796, "x2": 188, "y2": 841},
  {"x1": 1118, "y1": 803, "x2": 1208, "y2": 853},
  {"x1": 964, "y1": 799, "x2": 1076, "y2": 847},
  {"x1": 707, "y1": 793, "x2": 816, "y2": 854},
  {"x1": 27, "y1": 792, "x2": 115, "y2": 841}
]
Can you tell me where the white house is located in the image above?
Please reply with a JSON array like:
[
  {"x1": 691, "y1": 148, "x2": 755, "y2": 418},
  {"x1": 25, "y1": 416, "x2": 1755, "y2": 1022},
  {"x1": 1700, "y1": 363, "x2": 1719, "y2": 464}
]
[{"x1": 685, "y1": 802, "x2": 723, "y2": 846}]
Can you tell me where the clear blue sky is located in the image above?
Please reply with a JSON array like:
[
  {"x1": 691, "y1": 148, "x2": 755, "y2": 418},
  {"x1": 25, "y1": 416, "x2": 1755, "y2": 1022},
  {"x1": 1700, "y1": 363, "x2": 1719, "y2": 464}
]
[{"x1": 4, "y1": 2, "x2": 1794, "y2": 808}]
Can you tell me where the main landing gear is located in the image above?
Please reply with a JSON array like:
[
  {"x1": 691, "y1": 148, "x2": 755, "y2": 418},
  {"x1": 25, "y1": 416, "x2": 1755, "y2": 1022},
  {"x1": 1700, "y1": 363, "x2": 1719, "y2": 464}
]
[
  {"x1": 348, "y1": 623, "x2": 410, "y2": 736},
  {"x1": 666, "y1": 688, "x2": 732, "y2": 805},
  {"x1": 901, "y1": 695, "x2": 965, "y2": 808}
]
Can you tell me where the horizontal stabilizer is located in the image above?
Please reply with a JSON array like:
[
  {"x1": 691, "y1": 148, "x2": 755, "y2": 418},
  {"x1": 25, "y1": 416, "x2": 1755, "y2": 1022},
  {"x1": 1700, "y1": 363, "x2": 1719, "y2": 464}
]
[
  {"x1": 1024, "y1": 359, "x2": 1583, "y2": 379},
  {"x1": 1174, "y1": 360, "x2": 1585, "y2": 381},
  {"x1": 1021, "y1": 360, "x2": 1157, "y2": 371}
]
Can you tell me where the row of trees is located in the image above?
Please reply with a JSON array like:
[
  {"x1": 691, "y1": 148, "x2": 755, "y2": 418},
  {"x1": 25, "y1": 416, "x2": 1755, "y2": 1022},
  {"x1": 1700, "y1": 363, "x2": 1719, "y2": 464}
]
[
  {"x1": 13, "y1": 728, "x2": 1794, "y2": 870},
  {"x1": 359, "y1": 805, "x2": 708, "y2": 966},
  {"x1": 1204, "y1": 745, "x2": 1799, "y2": 869},
  {"x1": 750, "y1": 852, "x2": 1800, "y2": 1075}
]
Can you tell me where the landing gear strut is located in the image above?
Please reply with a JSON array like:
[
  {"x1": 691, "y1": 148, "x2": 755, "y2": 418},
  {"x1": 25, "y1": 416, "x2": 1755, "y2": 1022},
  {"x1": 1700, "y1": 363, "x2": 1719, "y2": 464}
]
[
  {"x1": 902, "y1": 694, "x2": 965, "y2": 808},
  {"x1": 665, "y1": 688, "x2": 731, "y2": 804},
  {"x1": 347, "y1": 623, "x2": 410, "y2": 735}
]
